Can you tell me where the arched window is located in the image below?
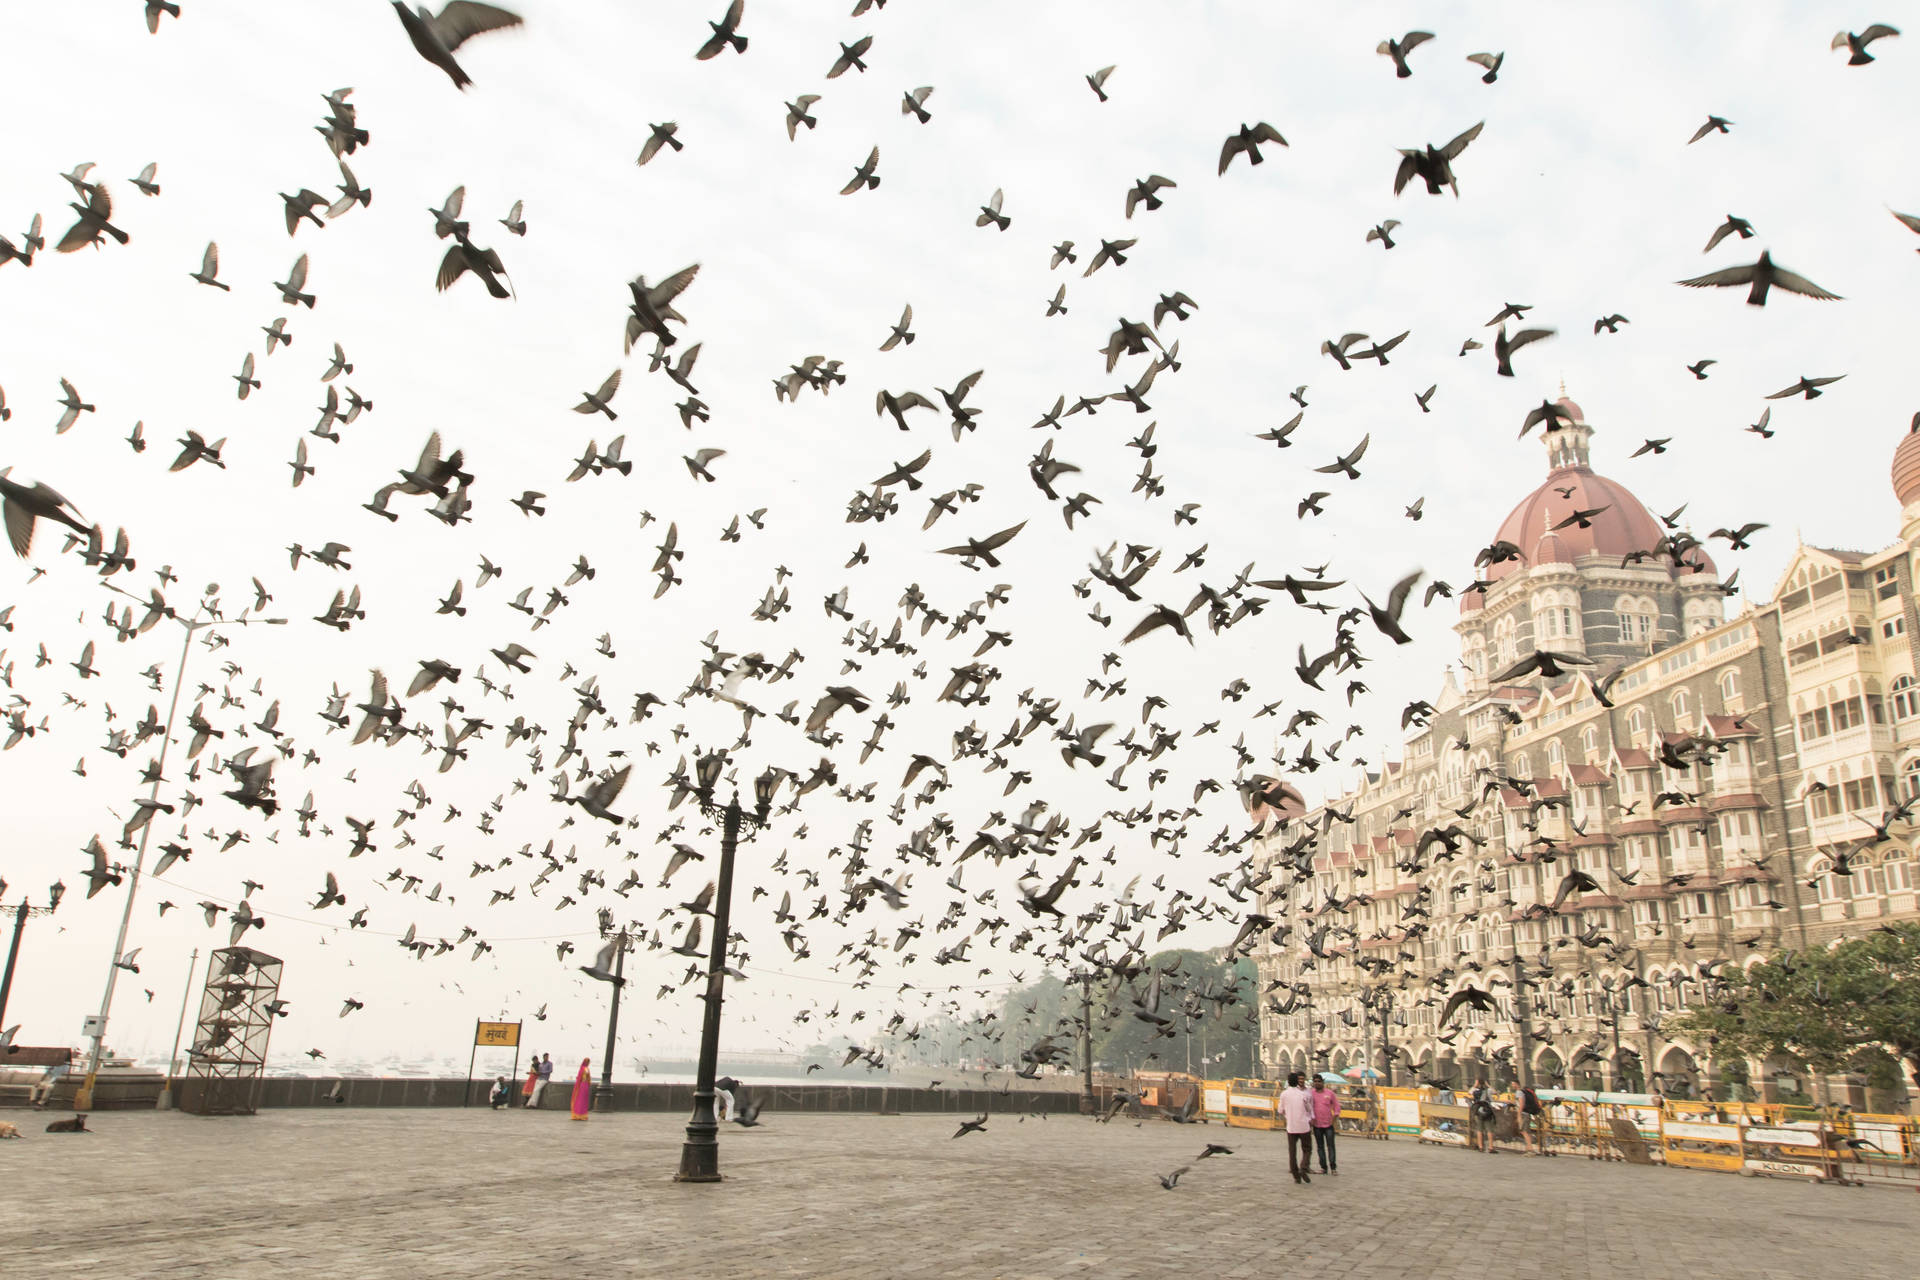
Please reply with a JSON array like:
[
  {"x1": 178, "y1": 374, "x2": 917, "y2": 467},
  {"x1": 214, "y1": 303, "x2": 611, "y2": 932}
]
[
  {"x1": 1812, "y1": 858, "x2": 1850, "y2": 902},
  {"x1": 1903, "y1": 757, "x2": 1920, "y2": 800},
  {"x1": 1581, "y1": 726, "x2": 1599, "y2": 758},
  {"x1": 1719, "y1": 668, "x2": 1742, "y2": 710},
  {"x1": 1616, "y1": 596, "x2": 1656, "y2": 646},
  {"x1": 1893, "y1": 676, "x2": 1919, "y2": 721},
  {"x1": 1627, "y1": 707, "x2": 1648, "y2": 742},
  {"x1": 1546, "y1": 739, "x2": 1564, "y2": 770},
  {"x1": 1670, "y1": 688, "x2": 1691, "y2": 728}
]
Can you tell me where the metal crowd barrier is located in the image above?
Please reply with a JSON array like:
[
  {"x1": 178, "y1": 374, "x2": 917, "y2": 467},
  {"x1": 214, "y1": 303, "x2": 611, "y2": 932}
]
[{"x1": 1160, "y1": 1077, "x2": 1920, "y2": 1189}]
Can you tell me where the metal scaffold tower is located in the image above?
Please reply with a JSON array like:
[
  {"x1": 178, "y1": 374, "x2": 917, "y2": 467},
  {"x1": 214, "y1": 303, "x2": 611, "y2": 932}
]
[{"x1": 180, "y1": 947, "x2": 283, "y2": 1116}]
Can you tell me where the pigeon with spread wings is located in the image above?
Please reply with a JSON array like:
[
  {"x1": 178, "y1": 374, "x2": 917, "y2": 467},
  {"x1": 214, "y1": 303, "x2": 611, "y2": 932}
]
[
  {"x1": 391, "y1": 2, "x2": 523, "y2": 89},
  {"x1": 1676, "y1": 251, "x2": 1840, "y2": 306}
]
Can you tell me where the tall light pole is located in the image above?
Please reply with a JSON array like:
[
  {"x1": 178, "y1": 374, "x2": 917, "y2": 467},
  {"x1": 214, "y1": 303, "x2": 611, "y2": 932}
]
[
  {"x1": 1511, "y1": 952, "x2": 1536, "y2": 1090},
  {"x1": 1072, "y1": 970, "x2": 1097, "y2": 1114},
  {"x1": 1377, "y1": 985, "x2": 1398, "y2": 1086},
  {"x1": 592, "y1": 929, "x2": 631, "y2": 1112},
  {"x1": 675, "y1": 759, "x2": 778, "y2": 1183},
  {"x1": 157, "y1": 947, "x2": 199, "y2": 1110},
  {"x1": 0, "y1": 885, "x2": 64, "y2": 1030},
  {"x1": 74, "y1": 601, "x2": 285, "y2": 1111}
]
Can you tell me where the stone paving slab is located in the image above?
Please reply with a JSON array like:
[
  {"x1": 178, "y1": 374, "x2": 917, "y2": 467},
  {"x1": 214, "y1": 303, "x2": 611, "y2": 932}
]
[{"x1": 3, "y1": 1108, "x2": 1916, "y2": 1278}]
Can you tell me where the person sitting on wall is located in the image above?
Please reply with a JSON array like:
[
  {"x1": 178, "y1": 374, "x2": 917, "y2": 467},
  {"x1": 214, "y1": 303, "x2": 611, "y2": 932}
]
[{"x1": 29, "y1": 1060, "x2": 70, "y2": 1108}]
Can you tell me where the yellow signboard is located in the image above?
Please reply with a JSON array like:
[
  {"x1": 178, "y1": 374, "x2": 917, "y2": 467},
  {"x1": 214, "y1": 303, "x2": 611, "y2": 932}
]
[
  {"x1": 475, "y1": 1021, "x2": 520, "y2": 1047},
  {"x1": 1664, "y1": 1148, "x2": 1744, "y2": 1172}
]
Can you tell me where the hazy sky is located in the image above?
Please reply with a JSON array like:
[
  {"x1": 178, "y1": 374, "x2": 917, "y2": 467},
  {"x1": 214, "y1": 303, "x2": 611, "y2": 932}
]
[{"x1": 2, "y1": 1, "x2": 1915, "y2": 1070}]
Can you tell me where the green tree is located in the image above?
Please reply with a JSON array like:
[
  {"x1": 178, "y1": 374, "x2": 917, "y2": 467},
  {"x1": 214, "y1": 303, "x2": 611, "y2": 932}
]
[
  {"x1": 1088, "y1": 949, "x2": 1259, "y2": 1078},
  {"x1": 992, "y1": 951, "x2": 1263, "y2": 1080},
  {"x1": 1668, "y1": 923, "x2": 1920, "y2": 1095}
]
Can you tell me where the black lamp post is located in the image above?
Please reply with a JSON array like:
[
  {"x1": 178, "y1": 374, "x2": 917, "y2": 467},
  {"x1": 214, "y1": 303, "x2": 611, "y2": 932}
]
[
  {"x1": 1364, "y1": 983, "x2": 1398, "y2": 1086},
  {"x1": 592, "y1": 929, "x2": 632, "y2": 1112},
  {"x1": 1070, "y1": 969, "x2": 1097, "y2": 1114},
  {"x1": 1597, "y1": 975, "x2": 1628, "y2": 1091},
  {"x1": 675, "y1": 760, "x2": 779, "y2": 1184},
  {"x1": 1510, "y1": 952, "x2": 1537, "y2": 1090},
  {"x1": 0, "y1": 883, "x2": 64, "y2": 1032}
]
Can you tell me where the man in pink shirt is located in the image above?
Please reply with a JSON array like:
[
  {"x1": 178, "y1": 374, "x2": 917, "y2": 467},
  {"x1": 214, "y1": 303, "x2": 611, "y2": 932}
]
[
  {"x1": 1309, "y1": 1076, "x2": 1340, "y2": 1175},
  {"x1": 1277, "y1": 1072, "x2": 1316, "y2": 1184}
]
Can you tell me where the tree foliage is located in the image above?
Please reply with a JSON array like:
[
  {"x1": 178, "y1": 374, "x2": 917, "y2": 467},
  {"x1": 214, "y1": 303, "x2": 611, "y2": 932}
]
[
  {"x1": 997, "y1": 949, "x2": 1261, "y2": 1079},
  {"x1": 1668, "y1": 923, "x2": 1920, "y2": 1089}
]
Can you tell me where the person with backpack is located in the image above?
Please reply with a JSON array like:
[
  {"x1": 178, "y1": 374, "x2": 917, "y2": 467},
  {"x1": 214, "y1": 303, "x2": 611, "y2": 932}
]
[
  {"x1": 1468, "y1": 1078, "x2": 1496, "y2": 1153},
  {"x1": 1518, "y1": 1083, "x2": 1546, "y2": 1155}
]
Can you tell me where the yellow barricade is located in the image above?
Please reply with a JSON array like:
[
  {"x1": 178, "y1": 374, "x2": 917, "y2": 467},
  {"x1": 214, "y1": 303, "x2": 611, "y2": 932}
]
[
  {"x1": 1337, "y1": 1097, "x2": 1387, "y2": 1139},
  {"x1": 1833, "y1": 1112, "x2": 1920, "y2": 1186},
  {"x1": 1372, "y1": 1085, "x2": 1423, "y2": 1134},
  {"x1": 1222, "y1": 1077, "x2": 1280, "y2": 1131},
  {"x1": 1200, "y1": 1078, "x2": 1231, "y2": 1124},
  {"x1": 1661, "y1": 1116, "x2": 1744, "y2": 1172},
  {"x1": 1740, "y1": 1122, "x2": 1836, "y2": 1182}
]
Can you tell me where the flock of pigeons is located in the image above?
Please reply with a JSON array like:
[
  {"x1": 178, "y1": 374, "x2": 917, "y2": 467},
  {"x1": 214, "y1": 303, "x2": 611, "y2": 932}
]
[{"x1": 0, "y1": 4, "x2": 1910, "y2": 1165}]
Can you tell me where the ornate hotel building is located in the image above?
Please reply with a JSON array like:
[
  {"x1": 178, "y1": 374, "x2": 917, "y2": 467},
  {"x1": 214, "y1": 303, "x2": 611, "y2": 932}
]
[{"x1": 1252, "y1": 398, "x2": 1920, "y2": 1107}]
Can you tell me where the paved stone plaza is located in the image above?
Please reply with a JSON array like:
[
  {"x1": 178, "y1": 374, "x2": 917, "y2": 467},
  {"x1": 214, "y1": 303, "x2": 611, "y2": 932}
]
[{"x1": 4, "y1": 1109, "x2": 1916, "y2": 1278}]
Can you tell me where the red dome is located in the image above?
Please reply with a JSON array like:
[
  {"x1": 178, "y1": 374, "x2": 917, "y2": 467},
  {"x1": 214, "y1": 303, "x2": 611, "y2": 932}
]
[
  {"x1": 1487, "y1": 468, "x2": 1670, "y2": 581},
  {"x1": 1555, "y1": 395, "x2": 1586, "y2": 424},
  {"x1": 1894, "y1": 425, "x2": 1920, "y2": 507},
  {"x1": 1532, "y1": 530, "x2": 1574, "y2": 566}
]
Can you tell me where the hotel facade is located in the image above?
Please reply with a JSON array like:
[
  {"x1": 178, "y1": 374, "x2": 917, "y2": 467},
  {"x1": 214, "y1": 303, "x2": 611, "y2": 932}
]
[{"x1": 1252, "y1": 398, "x2": 1920, "y2": 1107}]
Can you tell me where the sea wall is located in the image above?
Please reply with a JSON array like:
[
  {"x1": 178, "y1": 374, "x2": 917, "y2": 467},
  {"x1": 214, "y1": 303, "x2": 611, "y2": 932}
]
[{"x1": 162, "y1": 1075, "x2": 1102, "y2": 1115}]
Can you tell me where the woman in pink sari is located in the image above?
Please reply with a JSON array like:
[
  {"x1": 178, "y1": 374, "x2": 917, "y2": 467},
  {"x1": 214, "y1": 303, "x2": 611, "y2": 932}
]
[{"x1": 569, "y1": 1058, "x2": 592, "y2": 1121}]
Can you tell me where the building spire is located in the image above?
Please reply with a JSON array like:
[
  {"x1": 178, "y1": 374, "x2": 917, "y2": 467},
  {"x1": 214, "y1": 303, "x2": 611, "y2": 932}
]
[{"x1": 1545, "y1": 387, "x2": 1593, "y2": 472}]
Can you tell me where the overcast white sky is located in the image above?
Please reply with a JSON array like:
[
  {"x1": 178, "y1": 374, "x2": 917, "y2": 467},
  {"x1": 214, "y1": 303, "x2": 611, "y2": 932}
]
[{"x1": 2, "y1": 1, "x2": 1915, "y2": 1069}]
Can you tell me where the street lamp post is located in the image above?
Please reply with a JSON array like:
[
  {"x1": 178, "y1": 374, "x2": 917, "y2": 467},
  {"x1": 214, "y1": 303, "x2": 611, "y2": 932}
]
[
  {"x1": 1358, "y1": 991, "x2": 1374, "y2": 1087},
  {"x1": 675, "y1": 760, "x2": 778, "y2": 1184},
  {"x1": 1510, "y1": 953, "x2": 1536, "y2": 1091},
  {"x1": 1378, "y1": 986, "x2": 1396, "y2": 1086},
  {"x1": 157, "y1": 946, "x2": 199, "y2": 1110},
  {"x1": 0, "y1": 888, "x2": 64, "y2": 1030},
  {"x1": 1303, "y1": 984, "x2": 1316, "y2": 1079},
  {"x1": 1072, "y1": 969, "x2": 1097, "y2": 1114},
  {"x1": 73, "y1": 602, "x2": 285, "y2": 1111},
  {"x1": 593, "y1": 929, "x2": 630, "y2": 1112}
]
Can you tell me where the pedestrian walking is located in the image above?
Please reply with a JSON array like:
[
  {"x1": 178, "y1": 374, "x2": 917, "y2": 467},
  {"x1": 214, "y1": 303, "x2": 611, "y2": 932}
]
[
  {"x1": 1278, "y1": 1071, "x2": 1315, "y2": 1184},
  {"x1": 1468, "y1": 1077, "x2": 1496, "y2": 1153},
  {"x1": 1518, "y1": 1083, "x2": 1546, "y2": 1155},
  {"x1": 569, "y1": 1058, "x2": 592, "y2": 1121},
  {"x1": 1310, "y1": 1075, "x2": 1340, "y2": 1175},
  {"x1": 488, "y1": 1075, "x2": 511, "y2": 1109}
]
